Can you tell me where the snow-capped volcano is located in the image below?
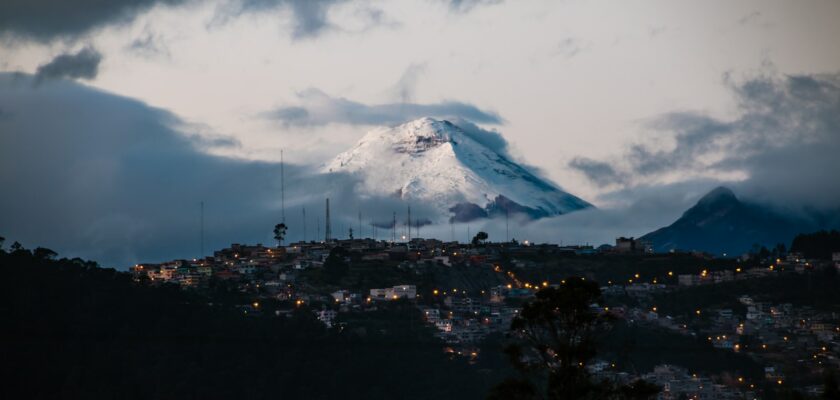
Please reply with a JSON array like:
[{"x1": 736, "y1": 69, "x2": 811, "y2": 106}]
[{"x1": 322, "y1": 118, "x2": 591, "y2": 222}]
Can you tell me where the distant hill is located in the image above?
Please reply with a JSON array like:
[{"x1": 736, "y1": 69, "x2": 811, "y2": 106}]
[{"x1": 640, "y1": 187, "x2": 828, "y2": 256}]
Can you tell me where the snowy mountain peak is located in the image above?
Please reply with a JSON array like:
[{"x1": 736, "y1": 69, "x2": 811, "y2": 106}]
[
  {"x1": 323, "y1": 118, "x2": 592, "y2": 222},
  {"x1": 352, "y1": 117, "x2": 455, "y2": 157}
]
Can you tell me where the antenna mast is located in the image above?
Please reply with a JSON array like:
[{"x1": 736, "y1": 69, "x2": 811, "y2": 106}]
[
  {"x1": 325, "y1": 198, "x2": 332, "y2": 242},
  {"x1": 280, "y1": 149, "x2": 285, "y2": 223},
  {"x1": 407, "y1": 205, "x2": 411, "y2": 242},
  {"x1": 200, "y1": 201, "x2": 204, "y2": 258}
]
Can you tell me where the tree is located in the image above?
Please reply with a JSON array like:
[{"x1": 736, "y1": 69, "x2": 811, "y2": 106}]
[
  {"x1": 348, "y1": 227, "x2": 354, "y2": 240},
  {"x1": 472, "y1": 231, "x2": 489, "y2": 246},
  {"x1": 773, "y1": 243, "x2": 787, "y2": 259},
  {"x1": 617, "y1": 380, "x2": 661, "y2": 400},
  {"x1": 10, "y1": 241, "x2": 23, "y2": 252},
  {"x1": 324, "y1": 246, "x2": 350, "y2": 283},
  {"x1": 505, "y1": 277, "x2": 606, "y2": 398},
  {"x1": 33, "y1": 247, "x2": 58, "y2": 260},
  {"x1": 0, "y1": 235, "x2": 5, "y2": 250},
  {"x1": 273, "y1": 223, "x2": 287, "y2": 247},
  {"x1": 824, "y1": 371, "x2": 840, "y2": 400},
  {"x1": 494, "y1": 277, "x2": 658, "y2": 399},
  {"x1": 487, "y1": 378, "x2": 537, "y2": 400},
  {"x1": 791, "y1": 230, "x2": 840, "y2": 260}
]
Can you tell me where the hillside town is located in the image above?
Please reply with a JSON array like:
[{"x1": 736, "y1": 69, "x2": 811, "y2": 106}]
[{"x1": 128, "y1": 234, "x2": 840, "y2": 399}]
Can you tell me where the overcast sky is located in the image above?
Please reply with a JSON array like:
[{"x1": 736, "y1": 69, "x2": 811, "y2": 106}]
[{"x1": 2, "y1": 0, "x2": 839, "y2": 265}]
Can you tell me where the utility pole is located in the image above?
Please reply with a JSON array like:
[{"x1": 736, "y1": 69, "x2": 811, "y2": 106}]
[
  {"x1": 358, "y1": 210, "x2": 362, "y2": 240},
  {"x1": 302, "y1": 206, "x2": 306, "y2": 242},
  {"x1": 407, "y1": 205, "x2": 411, "y2": 242}
]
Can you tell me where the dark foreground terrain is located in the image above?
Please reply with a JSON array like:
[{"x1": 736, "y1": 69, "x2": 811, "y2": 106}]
[{"x1": 0, "y1": 249, "x2": 502, "y2": 400}]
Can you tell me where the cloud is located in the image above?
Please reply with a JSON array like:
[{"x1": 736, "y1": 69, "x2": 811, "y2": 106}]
[
  {"x1": 737, "y1": 11, "x2": 772, "y2": 28},
  {"x1": 568, "y1": 157, "x2": 624, "y2": 187},
  {"x1": 35, "y1": 47, "x2": 102, "y2": 82},
  {"x1": 738, "y1": 11, "x2": 762, "y2": 25},
  {"x1": 416, "y1": 180, "x2": 713, "y2": 248},
  {"x1": 444, "y1": 0, "x2": 502, "y2": 12},
  {"x1": 571, "y1": 71, "x2": 840, "y2": 210},
  {"x1": 0, "y1": 73, "x2": 443, "y2": 266},
  {"x1": 447, "y1": 117, "x2": 509, "y2": 156},
  {"x1": 648, "y1": 25, "x2": 667, "y2": 38},
  {"x1": 266, "y1": 88, "x2": 503, "y2": 127},
  {"x1": 391, "y1": 63, "x2": 427, "y2": 103},
  {"x1": 554, "y1": 37, "x2": 586, "y2": 59},
  {"x1": 126, "y1": 27, "x2": 170, "y2": 58},
  {"x1": 0, "y1": 0, "x2": 358, "y2": 42},
  {"x1": 212, "y1": 0, "x2": 348, "y2": 39},
  {"x1": 0, "y1": 0, "x2": 192, "y2": 41}
]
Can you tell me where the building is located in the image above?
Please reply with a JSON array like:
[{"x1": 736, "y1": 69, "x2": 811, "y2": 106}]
[
  {"x1": 369, "y1": 285, "x2": 417, "y2": 300},
  {"x1": 614, "y1": 237, "x2": 653, "y2": 254}
]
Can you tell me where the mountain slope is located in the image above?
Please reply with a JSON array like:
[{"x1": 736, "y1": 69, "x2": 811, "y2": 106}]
[
  {"x1": 322, "y1": 118, "x2": 591, "y2": 221},
  {"x1": 640, "y1": 187, "x2": 813, "y2": 255}
]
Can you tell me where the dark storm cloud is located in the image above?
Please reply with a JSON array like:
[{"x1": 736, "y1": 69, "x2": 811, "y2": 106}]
[
  {"x1": 266, "y1": 88, "x2": 503, "y2": 127},
  {"x1": 0, "y1": 0, "x2": 352, "y2": 42},
  {"x1": 0, "y1": 0, "x2": 191, "y2": 41},
  {"x1": 35, "y1": 47, "x2": 102, "y2": 82},
  {"x1": 571, "y1": 72, "x2": 840, "y2": 210},
  {"x1": 0, "y1": 73, "x2": 432, "y2": 267}
]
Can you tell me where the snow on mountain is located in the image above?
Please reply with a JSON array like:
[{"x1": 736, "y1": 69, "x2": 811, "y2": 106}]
[{"x1": 321, "y1": 117, "x2": 592, "y2": 222}]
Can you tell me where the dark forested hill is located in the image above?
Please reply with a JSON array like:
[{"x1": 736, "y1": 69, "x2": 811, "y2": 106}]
[{"x1": 0, "y1": 249, "x2": 498, "y2": 400}]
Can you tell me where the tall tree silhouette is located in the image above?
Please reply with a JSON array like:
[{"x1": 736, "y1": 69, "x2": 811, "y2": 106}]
[
  {"x1": 492, "y1": 277, "x2": 658, "y2": 399},
  {"x1": 472, "y1": 231, "x2": 489, "y2": 246},
  {"x1": 273, "y1": 223, "x2": 287, "y2": 247}
]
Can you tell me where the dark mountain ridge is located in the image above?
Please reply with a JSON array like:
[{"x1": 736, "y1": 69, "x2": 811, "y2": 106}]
[{"x1": 641, "y1": 186, "x2": 837, "y2": 256}]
